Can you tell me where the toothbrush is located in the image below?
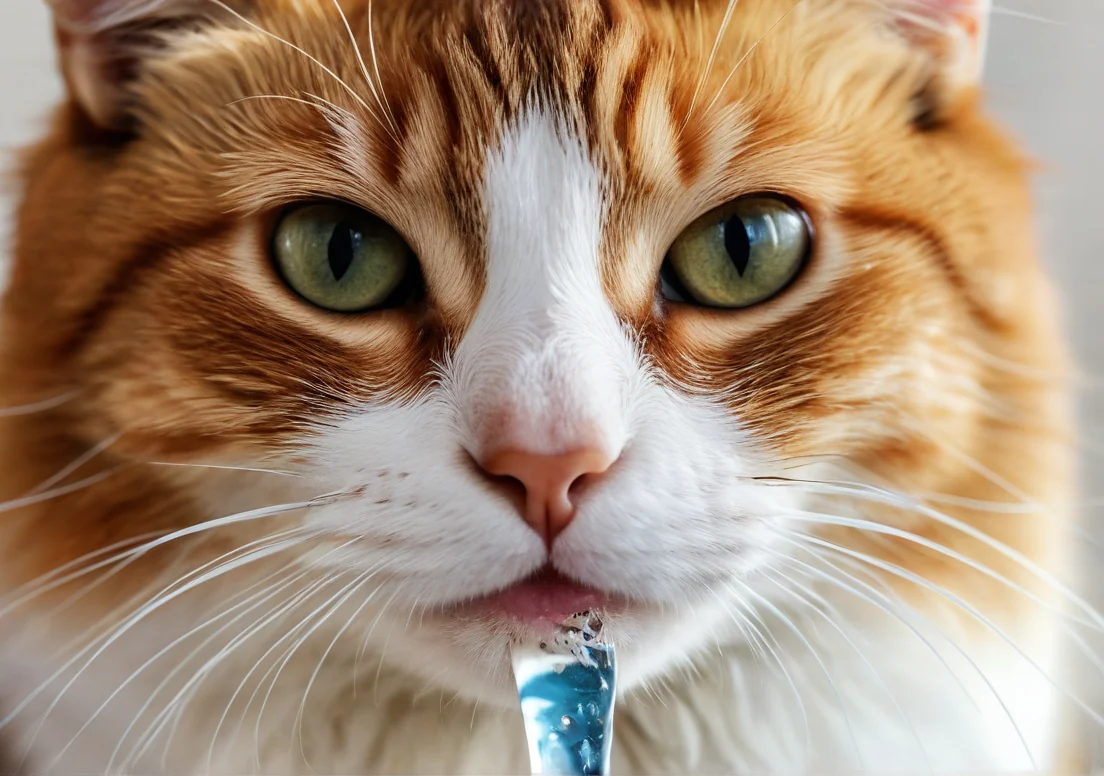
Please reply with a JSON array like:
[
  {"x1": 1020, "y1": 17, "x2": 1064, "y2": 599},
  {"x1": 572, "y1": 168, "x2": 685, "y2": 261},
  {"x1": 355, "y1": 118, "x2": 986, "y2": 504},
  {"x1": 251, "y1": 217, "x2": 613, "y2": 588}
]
[{"x1": 511, "y1": 611, "x2": 617, "y2": 776}]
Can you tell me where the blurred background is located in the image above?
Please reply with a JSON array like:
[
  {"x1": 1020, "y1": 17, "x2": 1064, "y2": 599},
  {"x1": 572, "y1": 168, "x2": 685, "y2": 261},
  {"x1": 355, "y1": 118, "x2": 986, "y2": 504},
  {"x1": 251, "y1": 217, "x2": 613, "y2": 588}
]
[{"x1": 0, "y1": 0, "x2": 1100, "y2": 767}]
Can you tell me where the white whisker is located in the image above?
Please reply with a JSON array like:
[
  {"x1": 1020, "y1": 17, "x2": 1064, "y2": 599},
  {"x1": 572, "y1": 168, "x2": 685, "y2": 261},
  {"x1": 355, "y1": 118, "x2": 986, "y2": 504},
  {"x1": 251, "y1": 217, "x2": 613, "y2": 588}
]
[
  {"x1": 774, "y1": 543, "x2": 985, "y2": 714},
  {"x1": 366, "y1": 0, "x2": 397, "y2": 130},
  {"x1": 782, "y1": 509, "x2": 1102, "y2": 632},
  {"x1": 991, "y1": 6, "x2": 1065, "y2": 26},
  {"x1": 787, "y1": 530, "x2": 1104, "y2": 727},
  {"x1": 0, "y1": 468, "x2": 120, "y2": 517},
  {"x1": 0, "y1": 500, "x2": 326, "y2": 739},
  {"x1": 27, "y1": 434, "x2": 120, "y2": 496},
  {"x1": 125, "y1": 556, "x2": 355, "y2": 770},
  {"x1": 203, "y1": 566, "x2": 357, "y2": 771},
  {"x1": 768, "y1": 477, "x2": 1104, "y2": 633},
  {"x1": 0, "y1": 391, "x2": 80, "y2": 417},
  {"x1": 726, "y1": 576, "x2": 866, "y2": 770},
  {"x1": 205, "y1": 0, "x2": 380, "y2": 123},
  {"x1": 0, "y1": 531, "x2": 169, "y2": 621},
  {"x1": 682, "y1": 0, "x2": 740, "y2": 129},
  {"x1": 761, "y1": 566, "x2": 931, "y2": 769},
  {"x1": 703, "y1": 0, "x2": 810, "y2": 121},
  {"x1": 329, "y1": 0, "x2": 398, "y2": 137},
  {"x1": 20, "y1": 535, "x2": 308, "y2": 764},
  {"x1": 253, "y1": 570, "x2": 372, "y2": 769},
  {"x1": 708, "y1": 584, "x2": 810, "y2": 763},
  {"x1": 295, "y1": 568, "x2": 383, "y2": 770},
  {"x1": 51, "y1": 544, "x2": 315, "y2": 768},
  {"x1": 147, "y1": 460, "x2": 300, "y2": 478}
]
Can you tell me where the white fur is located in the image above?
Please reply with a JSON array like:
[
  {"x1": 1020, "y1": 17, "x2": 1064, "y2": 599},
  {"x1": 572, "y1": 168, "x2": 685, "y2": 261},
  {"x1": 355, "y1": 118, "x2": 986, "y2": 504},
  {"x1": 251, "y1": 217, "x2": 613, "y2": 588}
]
[
  {"x1": 452, "y1": 109, "x2": 632, "y2": 462},
  {"x1": 1, "y1": 108, "x2": 1063, "y2": 774}
]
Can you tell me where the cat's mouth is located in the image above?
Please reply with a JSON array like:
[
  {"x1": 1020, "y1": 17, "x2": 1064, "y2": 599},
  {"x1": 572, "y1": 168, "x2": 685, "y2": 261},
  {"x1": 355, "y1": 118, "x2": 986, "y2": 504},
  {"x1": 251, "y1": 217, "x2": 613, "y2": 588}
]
[{"x1": 451, "y1": 565, "x2": 623, "y2": 631}]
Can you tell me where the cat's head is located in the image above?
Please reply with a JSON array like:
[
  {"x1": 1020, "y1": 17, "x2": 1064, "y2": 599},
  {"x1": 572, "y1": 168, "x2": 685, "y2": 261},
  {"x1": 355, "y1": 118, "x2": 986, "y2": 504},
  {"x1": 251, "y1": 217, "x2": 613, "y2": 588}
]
[{"x1": 3, "y1": 0, "x2": 1060, "y2": 704}]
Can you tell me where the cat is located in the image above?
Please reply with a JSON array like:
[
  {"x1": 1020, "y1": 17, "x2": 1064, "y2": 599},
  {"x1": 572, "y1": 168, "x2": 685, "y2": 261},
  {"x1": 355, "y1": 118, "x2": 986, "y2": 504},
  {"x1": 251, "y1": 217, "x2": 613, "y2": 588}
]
[{"x1": 0, "y1": 0, "x2": 1086, "y2": 772}]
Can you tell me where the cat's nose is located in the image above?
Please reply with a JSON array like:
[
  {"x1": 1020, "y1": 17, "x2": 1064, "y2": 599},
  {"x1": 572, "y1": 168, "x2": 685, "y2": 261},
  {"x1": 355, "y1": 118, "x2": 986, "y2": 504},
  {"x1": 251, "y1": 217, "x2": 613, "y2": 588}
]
[{"x1": 480, "y1": 447, "x2": 616, "y2": 546}]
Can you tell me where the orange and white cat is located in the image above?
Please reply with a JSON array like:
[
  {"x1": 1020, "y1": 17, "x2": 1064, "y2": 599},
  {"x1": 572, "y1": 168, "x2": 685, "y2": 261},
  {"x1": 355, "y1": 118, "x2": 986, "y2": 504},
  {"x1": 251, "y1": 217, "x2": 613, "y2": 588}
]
[{"x1": 0, "y1": 0, "x2": 1085, "y2": 772}]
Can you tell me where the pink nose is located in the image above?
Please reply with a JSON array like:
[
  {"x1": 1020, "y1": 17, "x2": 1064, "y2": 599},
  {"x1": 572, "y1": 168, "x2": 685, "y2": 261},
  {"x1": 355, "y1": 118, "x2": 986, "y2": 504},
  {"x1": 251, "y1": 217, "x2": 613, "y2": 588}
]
[{"x1": 481, "y1": 448, "x2": 615, "y2": 546}]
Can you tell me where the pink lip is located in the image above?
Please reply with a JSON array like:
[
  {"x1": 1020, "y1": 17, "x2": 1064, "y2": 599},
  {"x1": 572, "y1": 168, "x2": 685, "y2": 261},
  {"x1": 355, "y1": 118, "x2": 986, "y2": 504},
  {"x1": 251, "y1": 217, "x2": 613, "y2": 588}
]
[{"x1": 464, "y1": 567, "x2": 612, "y2": 629}]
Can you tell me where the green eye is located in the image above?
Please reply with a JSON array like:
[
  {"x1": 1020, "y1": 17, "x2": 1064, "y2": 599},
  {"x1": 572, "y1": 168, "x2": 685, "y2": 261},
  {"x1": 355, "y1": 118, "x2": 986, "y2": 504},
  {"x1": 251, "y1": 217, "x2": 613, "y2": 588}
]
[
  {"x1": 662, "y1": 196, "x2": 811, "y2": 309},
  {"x1": 272, "y1": 203, "x2": 418, "y2": 313}
]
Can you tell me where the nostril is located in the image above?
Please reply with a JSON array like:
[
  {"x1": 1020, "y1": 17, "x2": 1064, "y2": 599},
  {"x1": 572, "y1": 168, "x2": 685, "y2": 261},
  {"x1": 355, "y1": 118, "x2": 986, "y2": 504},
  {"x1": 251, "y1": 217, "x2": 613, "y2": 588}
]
[
  {"x1": 462, "y1": 450, "x2": 528, "y2": 514},
  {"x1": 566, "y1": 469, "x2": 601, "y2": 501},
  {"x1": 489, "y1": 472, "x2": 528, "y2": 509},
  {"x1": 466, "y1": 444, "x2": 621, "y2": 545}
]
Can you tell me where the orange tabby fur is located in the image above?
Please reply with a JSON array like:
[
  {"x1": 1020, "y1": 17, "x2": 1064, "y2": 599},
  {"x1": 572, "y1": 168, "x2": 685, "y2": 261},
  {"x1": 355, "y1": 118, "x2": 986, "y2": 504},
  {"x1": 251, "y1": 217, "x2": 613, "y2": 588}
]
[{"x1": 0, "y1": 0, "x2": 1080, "y2": 772}]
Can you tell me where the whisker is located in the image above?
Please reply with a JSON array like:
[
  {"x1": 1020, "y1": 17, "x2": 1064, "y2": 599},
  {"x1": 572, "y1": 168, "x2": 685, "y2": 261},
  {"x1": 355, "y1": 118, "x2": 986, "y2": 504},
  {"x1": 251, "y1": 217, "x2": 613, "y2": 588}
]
[
  {"x1": 0, "y1": 391, "x2": 80, "y2": 417},
  {"x1": 126, "y1": 555, "x2": 356, "y2": 770},
  {"x1": 772, "y1": 543, "x2": 983, "y2": 714},
  {"x1": 5, "y1": 496, "x2": 333, "y2": 627},
  {"x1": 0, "y1": 531, "x2": 170, "y2": 620},
  {"x1": 328, "y1": 0, "x2": 398, "y2": 137},
  {"x1": 760, "y1": 566, "x2": 931, "y2": 769},
  {"x1": 991, "y1": 6, "x2": 1065, "y2": 26},
  {"x1": 203, "y1": 566, "x2": 357, "y2": 771},
  {"x1": 227, "y1": 93, "x2": 344, "y2": 115},
  {"x1": 707, "y1": 584, "x2": 810, "y2": 764},
  {"x1": 18, "y1": 535, "x2": 308, "y2": 764},
  {"x1": 27, "y1": 434, "x2": 121, "y2": 496},
  {"x1": 0, "y1": 468, "x2": 121, "y2": 517},
  {"x1": 205, "y1": 0, "x2": 381, "y2": 123},
  {"x1": 682, "y1": 0, "x2": 740, "y2": 129},
  {"x1": 894, "y1": 410, "x2": 1035, "y2": 504},
  {"x1": 295, "y1": 568, "x2": 383, "y2": 770},
  {"x1": 141, "y1": 567, "x2": 318, "y2": 770},
  {"x1": 366, "y1": 0, "x2": 397, "y2": 131},
  {"x1": 253, "y1": 570, "x2": 372, "y2": 769},
  {"x1": 354, "y1": 584, "x2": 405, "y2": 697},
  {"x1": 0, "y1": 499, "x2": 327, "y2": 739},
  {"x1": 147, "y1": 460, "x2": 300, "y2": 478},
  {"x1": 780, "y1": 549, "x2": 1051, "y2": 768},
  {"x1": 726, "y1": 576, "x2": 866, "y2": 770},
  {"x1": 49, "y1": 543, "x2": 317, "y2": 768},
  {"x1": 703, "y1": 0, "x2": 810, "y2": 119},
  {"x1": 782, "y1": 509, "x2": 1103, "y2": 632},
  {"x1": 766, "y1": 477, "x2": 1104, "y2": 632},
  {"x1": 786, "y1": 530, "x2": 1104, "y2": 727}
]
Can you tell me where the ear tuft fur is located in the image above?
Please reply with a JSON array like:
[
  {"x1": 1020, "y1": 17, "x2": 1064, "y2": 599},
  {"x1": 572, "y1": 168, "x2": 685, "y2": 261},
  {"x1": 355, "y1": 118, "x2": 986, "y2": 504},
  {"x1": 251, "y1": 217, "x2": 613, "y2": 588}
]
[
  {"x1": 888, "y1": 0, "x2": 992, "y2": 88},
  {"x1": 50, "y1": 0, "x2": 205, "y2": 33},
  {"x1": 46, "y1": 0, "x2": 247, "y2": 133}
]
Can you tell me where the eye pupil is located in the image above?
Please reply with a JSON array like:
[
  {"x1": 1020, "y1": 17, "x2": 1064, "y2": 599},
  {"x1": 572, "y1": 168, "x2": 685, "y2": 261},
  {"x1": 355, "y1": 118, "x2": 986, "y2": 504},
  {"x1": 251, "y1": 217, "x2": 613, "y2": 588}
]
[
  {"x1": 327, "y1": 223, "x2": 356, "y2": 282},
  {"x1": 723, "y1": 216, "x2": 751, "y2": 277},
  {"x1": 663, "y1": 195, "x2": 811, "y2": 309}
]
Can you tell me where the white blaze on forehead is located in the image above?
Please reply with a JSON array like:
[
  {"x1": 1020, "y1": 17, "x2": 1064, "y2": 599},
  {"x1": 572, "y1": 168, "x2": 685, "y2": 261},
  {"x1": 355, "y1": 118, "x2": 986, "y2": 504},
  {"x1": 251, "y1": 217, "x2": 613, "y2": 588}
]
[{"x1": 451, "y1": 108, "x2": 638, "y2": 460}]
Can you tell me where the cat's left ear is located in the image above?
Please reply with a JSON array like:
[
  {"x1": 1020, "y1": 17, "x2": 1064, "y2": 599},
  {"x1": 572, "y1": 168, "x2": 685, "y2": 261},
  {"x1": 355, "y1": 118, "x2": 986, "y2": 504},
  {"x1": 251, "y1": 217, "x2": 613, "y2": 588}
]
[
  {"x1": 889, "y1": 0, "x2": 992, "y2": 90},
  {"x1": 47, "y1": 0, "x2": 248, "y2": 133}
]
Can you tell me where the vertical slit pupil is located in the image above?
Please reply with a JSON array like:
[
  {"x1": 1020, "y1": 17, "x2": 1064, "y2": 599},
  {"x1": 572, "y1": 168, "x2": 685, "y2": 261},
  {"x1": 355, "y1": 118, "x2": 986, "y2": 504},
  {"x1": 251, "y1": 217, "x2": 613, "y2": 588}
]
[
  {"x1": 328, "y1": 223, "x2": 356, "y2": 282},
  {"x1": 724, "y1": 216, "x2": 751, "y2": 276}
]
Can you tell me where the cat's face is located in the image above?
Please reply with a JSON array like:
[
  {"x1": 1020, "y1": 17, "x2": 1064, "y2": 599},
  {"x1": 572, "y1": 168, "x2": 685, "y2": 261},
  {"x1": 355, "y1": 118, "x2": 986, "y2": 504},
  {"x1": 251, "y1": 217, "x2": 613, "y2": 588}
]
[{"x1": 5, "y1": 0, "x2": 1046, "y2": 706}]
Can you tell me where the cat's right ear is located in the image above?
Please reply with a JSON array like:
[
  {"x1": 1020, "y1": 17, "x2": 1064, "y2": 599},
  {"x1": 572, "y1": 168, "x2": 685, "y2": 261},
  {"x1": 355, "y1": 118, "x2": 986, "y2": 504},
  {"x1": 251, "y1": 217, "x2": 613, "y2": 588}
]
[
  {"x1": 887, "y1": 0, "x2": 992, "y2": 89},
  {"x1": 47, "y1": 0, "x2": 249, "y2": 133}
]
